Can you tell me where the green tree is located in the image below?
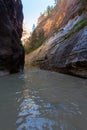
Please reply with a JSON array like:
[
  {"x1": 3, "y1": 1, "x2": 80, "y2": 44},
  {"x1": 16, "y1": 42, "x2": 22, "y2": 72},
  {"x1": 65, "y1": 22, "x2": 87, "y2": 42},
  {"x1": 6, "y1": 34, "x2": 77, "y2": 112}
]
[
  {"x1": 54, "y1": 0, "x2": 57, "y2": 5},
  {"x1": 47, "y1": 5, "x2": 51, "y2": 15},
  {"x1": 32, "y1": 24, "x2": 36, "y2": 32}
]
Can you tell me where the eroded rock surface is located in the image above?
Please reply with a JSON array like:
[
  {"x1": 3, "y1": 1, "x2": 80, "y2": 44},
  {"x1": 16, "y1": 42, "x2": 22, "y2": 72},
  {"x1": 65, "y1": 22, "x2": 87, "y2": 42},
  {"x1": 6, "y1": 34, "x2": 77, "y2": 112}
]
[
  {"x1": 0, "y1": 0, "x2": 24, "y2": 74},
  {"x1": 26, "y1": 0, "x2": 87, "y2": 78}
]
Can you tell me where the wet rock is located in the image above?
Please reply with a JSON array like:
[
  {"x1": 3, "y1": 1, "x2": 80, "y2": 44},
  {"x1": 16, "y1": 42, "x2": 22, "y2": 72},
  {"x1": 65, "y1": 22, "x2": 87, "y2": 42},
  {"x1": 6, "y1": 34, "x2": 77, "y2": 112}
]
[
  {"x1": 0, "y1": 0, "x2": 24, "y2": 74},
  {"x1": 26, "y1": 0, "x2": 87, "y2": 78}
]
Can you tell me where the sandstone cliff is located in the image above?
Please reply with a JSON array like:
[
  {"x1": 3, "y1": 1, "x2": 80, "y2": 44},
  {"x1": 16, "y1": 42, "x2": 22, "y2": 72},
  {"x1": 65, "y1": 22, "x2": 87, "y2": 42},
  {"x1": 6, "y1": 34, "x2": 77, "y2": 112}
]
[
  {"x1": 26, "y1": 0, "x2": 87, "y2": 78},
  {"x1": 0, "y1": 0, "x2": 24, "y2": 74},
  {"x1": 21, "y1": 22, "x2": 30, "y2": 46}
]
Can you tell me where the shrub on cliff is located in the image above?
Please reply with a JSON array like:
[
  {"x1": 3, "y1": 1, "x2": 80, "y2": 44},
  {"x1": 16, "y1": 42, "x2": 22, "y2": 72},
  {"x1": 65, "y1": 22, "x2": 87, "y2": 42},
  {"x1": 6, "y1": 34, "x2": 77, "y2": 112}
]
[{"x1": 25, "y1": 29, "x2": 46, "y2": 54}]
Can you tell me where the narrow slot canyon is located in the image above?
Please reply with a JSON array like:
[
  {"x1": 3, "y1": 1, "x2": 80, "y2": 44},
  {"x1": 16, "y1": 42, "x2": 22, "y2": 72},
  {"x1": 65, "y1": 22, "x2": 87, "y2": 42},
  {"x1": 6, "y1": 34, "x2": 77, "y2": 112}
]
[{"x1": 0, "y1": 0, "x2": 87, "y2": 130}]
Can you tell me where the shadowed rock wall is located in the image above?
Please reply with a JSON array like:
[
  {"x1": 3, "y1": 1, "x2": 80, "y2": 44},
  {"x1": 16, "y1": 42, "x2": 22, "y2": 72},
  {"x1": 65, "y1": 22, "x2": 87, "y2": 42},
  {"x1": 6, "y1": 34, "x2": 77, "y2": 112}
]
[{"x1": 0, "y1": 0, "x2": 24, "y2": 74}]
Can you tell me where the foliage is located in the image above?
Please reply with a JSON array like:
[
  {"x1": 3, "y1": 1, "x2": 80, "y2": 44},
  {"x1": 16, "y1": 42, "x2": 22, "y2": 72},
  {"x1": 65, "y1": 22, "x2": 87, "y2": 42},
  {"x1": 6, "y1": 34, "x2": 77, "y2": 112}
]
[
  {"x1": 46, "y1": 5, "x2": 53, "y2": 15},
  {"x1": 25, "y1": 29, "x2": 46, "y2": 54},
  {"x1": 39, "y1": 5, "x2": 54, "y2": 19},
  {"x1": 54, "y1": 0, "x2": 57, "y2": 5},
  {"x1": 74, "y1": 18, "x2": 87, "y2": 29},
  {"x1": 35, "y1": 29, "x2": 45, "y2": 48},
  {"x1": 32, "y1": 24, "x2": 36, "y2": 32},
  {"x1": 64, "y1": 17, "x2": 87, "y2": 40}
]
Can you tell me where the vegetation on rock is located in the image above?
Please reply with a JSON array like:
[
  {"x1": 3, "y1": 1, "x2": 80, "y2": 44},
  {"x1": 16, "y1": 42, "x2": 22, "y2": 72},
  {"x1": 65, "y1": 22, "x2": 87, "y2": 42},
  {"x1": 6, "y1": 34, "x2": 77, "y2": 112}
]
[
  {"x1": 64, "y1": 17, "x2": 87, "y2": 40},
  {"x1": 25, "y1": 0, "x2": 87, "y2": 78},
  {"x1": 25, "y1": 29, "x2": 46, "y2": 54}
]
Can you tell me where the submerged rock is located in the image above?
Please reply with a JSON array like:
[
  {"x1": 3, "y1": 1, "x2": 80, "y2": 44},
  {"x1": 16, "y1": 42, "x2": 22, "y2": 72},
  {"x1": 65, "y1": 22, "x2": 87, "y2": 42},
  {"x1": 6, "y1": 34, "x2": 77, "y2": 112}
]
[
  {"x1": 26, "y1": 0, "x2": 87, "y2": 78},
  {"x1": 0, "y1": 0, "x2": 24, "y2": 74}
]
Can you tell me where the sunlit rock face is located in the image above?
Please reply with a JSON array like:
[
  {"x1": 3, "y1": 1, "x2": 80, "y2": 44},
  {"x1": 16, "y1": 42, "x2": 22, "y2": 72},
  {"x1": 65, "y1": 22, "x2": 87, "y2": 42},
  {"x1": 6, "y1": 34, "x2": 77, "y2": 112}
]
[
  {"x1": 21, "y1": 22, "x2": 30, "y2": 46},
  {"x1": 26, "y1": 0, "x2": 87, "y2": 78},
  {"x1": 0, "y1": 0, "x2": 24, "y2": 74},
  {"x1": 35, "y1": 0, "x2": 67, "y2": 37}
]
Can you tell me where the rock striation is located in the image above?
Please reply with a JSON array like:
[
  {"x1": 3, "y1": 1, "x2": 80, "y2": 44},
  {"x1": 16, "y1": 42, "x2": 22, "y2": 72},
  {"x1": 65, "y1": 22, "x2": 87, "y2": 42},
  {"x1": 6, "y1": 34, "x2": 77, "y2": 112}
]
[
  {"x1": 0, "y1": 0, "x2": 24, "y2": 74},
  {"x1": 26, "y1": 0, "x2": 87, "y2": 78}
]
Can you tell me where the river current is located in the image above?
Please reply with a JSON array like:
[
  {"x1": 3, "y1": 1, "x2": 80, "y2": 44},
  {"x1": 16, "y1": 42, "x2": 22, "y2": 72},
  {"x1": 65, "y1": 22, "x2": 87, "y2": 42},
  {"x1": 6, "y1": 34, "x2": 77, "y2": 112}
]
[{"x1": 0, "y1": 68, "x2": 87, "y2": 130}]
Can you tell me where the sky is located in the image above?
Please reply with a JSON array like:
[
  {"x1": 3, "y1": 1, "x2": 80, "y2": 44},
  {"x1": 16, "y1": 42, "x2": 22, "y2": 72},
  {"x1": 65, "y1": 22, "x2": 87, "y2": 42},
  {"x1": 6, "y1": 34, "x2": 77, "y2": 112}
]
[{"x1": 21, "y1": 0, "x2": 55, "y2": 31}]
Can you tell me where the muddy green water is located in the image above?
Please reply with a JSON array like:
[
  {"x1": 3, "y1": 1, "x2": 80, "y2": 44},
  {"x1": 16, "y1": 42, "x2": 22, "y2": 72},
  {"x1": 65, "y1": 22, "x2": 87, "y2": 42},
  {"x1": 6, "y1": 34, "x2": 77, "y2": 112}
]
[{"x1": 0, "y1": 68, "x2": 87, "y2": 130}]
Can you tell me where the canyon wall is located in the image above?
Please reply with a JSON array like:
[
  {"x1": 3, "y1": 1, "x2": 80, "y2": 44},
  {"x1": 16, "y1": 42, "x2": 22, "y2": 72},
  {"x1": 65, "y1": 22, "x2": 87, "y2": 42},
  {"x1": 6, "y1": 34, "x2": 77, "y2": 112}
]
[
  {"x1": 26, "y1": 0, "x2": 87, "y2": 78},
  {"x1": 0, "y1": 0, "x2": 24, "y2": 74}
]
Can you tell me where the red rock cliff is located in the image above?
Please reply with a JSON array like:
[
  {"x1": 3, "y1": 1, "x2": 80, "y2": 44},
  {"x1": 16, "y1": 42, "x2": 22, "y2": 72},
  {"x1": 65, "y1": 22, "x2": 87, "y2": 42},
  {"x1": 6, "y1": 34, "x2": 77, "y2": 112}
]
[{"x1": 26, "y1": 0, "x2": 87, "y2": 78}]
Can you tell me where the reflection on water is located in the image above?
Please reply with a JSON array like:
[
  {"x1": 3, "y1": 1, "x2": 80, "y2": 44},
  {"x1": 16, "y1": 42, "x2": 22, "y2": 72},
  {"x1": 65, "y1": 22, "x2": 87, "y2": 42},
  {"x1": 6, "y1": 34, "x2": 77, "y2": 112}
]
[
  {"x1": 16, "y1": 89, "x2": 58, "y2": 130},
  {"x1": 0, "y1": 69, "x2": 87, "y2": 130}
]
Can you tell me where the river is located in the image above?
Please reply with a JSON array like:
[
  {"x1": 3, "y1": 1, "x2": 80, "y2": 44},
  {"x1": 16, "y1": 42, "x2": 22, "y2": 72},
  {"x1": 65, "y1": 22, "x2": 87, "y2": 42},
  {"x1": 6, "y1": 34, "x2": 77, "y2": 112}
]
[{"x1": 0, "y1": 68, "x2": 87, "y2": 130}]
